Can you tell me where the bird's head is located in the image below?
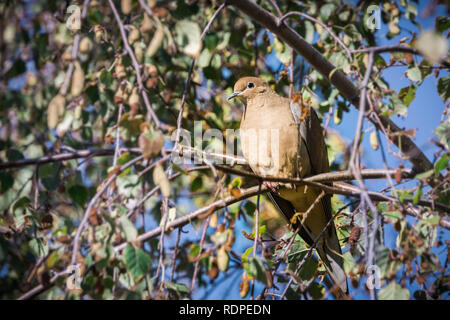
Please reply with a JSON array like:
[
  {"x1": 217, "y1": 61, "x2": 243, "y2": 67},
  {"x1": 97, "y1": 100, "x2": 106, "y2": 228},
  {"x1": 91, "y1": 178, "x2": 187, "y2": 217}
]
[{"x1": 227, "y1": 76, "x2": 270, "y2": 104}]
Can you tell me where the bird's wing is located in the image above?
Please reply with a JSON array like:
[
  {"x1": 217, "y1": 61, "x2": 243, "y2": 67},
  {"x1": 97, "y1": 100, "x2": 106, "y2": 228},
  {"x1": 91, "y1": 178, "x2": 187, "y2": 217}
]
[{"x1": 287, "y1": 101, "x2": 348, "y2": 294}]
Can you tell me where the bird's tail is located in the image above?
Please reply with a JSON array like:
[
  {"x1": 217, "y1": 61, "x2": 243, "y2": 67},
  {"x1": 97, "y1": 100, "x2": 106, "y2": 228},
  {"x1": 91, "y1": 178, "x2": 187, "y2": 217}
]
[{"x1": 316, "y1": 231, "x2": 348, "y2": 297}]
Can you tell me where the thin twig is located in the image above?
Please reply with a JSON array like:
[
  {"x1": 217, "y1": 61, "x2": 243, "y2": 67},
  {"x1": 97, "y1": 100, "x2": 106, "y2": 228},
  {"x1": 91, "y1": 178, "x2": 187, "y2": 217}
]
[
  {"x1": 278, "y1": 11, "x2": 353, "y2": 63},
  {"x1": 352, "y1": 45, "x2": 450, "y2": 68}
]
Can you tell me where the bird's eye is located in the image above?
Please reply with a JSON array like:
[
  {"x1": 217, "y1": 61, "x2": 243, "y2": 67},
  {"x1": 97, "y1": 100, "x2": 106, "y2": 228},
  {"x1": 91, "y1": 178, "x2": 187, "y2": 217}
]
[{"x1": 247, "y1": 82, "x2": 255, "y2": 89}]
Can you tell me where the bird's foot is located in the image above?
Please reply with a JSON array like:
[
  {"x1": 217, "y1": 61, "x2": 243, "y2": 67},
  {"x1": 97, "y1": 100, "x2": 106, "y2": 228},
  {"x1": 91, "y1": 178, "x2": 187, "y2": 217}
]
[{"x1": 264, "y1": 181, "x2": 280, "y2": 193}]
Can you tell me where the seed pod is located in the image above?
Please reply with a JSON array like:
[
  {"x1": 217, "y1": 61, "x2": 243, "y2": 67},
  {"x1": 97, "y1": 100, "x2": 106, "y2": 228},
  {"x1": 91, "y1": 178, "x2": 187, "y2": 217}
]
[
  {"x1": 145, "y1": 24, "x2": 164, "y2": 58},
  {"x1": 363, "y1": 52, "x2": 370, "y2": 68},
  {"x1": 47, "y1": 94, "x2": 66, "y2": 129},
  {"x1": 217, "y1": 246, "x2": 229, "y2": 272},
  {"x1": 121, "y1": 0, "x2": 132, "y2": 15},
  {"x1": 208, "y1": 258, "x2": 219, "y2": 280},
  {"x1": 71, "y1": 61, "x2": 85, "y2": 97},
  {"x1": 62, "y1": 49, "x2": 73, "y2": 63},
  {"x1": 128, "y1": 87, "x2": 140, "y2": 118},
  {"x1": 79, "y1": 36, "x2": 92, "y2": 54},
  {"x1": 224, "y1": 229, "x2": 235, "y2": 249},
  {"x1": 239, "y1": 274, "x2": 250, "y2": 298},
  {"x1": 349, "y1": 226, "x2": 361, "y2": 248},
  {"x1": 153, "y1": 163, "x2": 171, "y2": 197},
  {"x1": 370, "y1": 131, "x2": 379, "y2": 150},
  {"x1": 128, "y1": 26, "x2": 140, "y2": 45},
  {"x1": 90, "y1": 0, "x2": 100, "y2": 8},
  {"x1": 94, "y1": 25, "x2": 104, "y2": 41},
  {"x1": 146, "y1": 63, "x2": 158, "y2": 76},
  {"x1": 209, "y1": 213, "x2": 218, "y2": 228},
  {"x1": 74, "y1": 104, "x2": 83, "y2": 120},
  {"x1": 115, "y1": 62, "x2": 126, "y2": 80},
  {"x1": 26, "y1": 72, "x2": 38, "y2": 87},
  {"x1": 138, "y1": 129, "x2": 164, "y2": 159},
  {"x1": 147, "y1": 0, "x2": 157, "y2": 8},
  {"x1": 133, "y1": 42, "x2": 144, "y2": 63},
  {"x1": 114, "y1": 85, "x2": 125, "y2": 105},
  {"x1": 140, "y1": 14, "x2": 153, "y2": 34}
]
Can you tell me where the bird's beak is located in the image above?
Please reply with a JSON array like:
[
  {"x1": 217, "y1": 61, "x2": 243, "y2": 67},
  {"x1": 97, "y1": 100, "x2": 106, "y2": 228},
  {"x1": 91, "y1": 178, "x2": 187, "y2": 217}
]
[{"x1": 227, "y1": 91, "x2": 241, "y2": 101}]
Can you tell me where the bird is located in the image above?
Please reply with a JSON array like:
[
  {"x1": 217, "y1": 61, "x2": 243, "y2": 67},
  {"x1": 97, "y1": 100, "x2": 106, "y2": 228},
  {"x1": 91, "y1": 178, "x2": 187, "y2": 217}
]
[{"x1": 228, "y1": 76, "x2": 348, "y2": 296}]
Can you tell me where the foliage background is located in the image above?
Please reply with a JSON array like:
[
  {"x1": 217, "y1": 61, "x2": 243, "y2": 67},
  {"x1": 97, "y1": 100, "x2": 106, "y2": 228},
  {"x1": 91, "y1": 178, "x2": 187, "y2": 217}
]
[{"x1": 0, "y1": 0, "x2": 448, "y2": 300}]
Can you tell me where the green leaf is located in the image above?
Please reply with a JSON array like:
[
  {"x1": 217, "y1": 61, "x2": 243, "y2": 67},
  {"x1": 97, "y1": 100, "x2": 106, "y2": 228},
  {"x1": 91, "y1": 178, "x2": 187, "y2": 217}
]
[
  {"x1": 231, "y1": 177, "x2": 242, "y2": 188},
  {"x1": 307, "y1": 282, "x2": 325, "y2": 299},
  {"x1": 273, "y1": 37, "x2": 290, "y2": 64},
  {"x1": 119, "y1": 215, "x2": 138, "y2": 242},
  {"x1": 383, "y1": 210, "x2": 402, "y2": 222},
  {"x1": 406, "y1": 66, "x2": 422, "y2": 82},
  {"x1": 29, "y1": 238, "x2": 49, "y2": 258},
  {"x1": 41, "y1": 176, "x2": 60, "y2": 191},
  {"x1": 197, "y1": 49, "x2": 211, "y2": 68},
  {"x1": 99, "y1": 69, "x2": 113, "y2": 87},
  {"x1": 435, "y1": 16, "x2": 450, "y2": 33},
  {"x1": 175, "y1": 20, "x2": 201, "y2": 57},
  {"x1": 0, "y1": 171, "x2": 14, "y2": 193},
  {"x1": 124, "y1": 245, "x2": 150, "y2": 281},
  {"x1": 405, "y1": 3, "x2": 417, "y2": 21},
  {"x1": 245, "y1": 257, "x2": 268, "y2": 285},
  {"x1": 414, "y1": 169, "x2": 433, "y2": 180},
  {"x1": 434, "y1": 119, "x2": 450, "y2": 149},
  {"x1": 434, "y1": 154, "x2": 448, "y2": 177},
  {"x1": 204, "y1": 34, "x2": 218, "y2": 51},
  {"x1": 343, "y1": 251, "x2": 357, "y2": 274},
  {"x1": 413, "y1": 185, "x2": 422, "y2": 205},
  {"x1": 190, "y1": 176, "x2": 203, "y2": 192},
  {"x1": 298, "y1": 257, "x2": 318, "y2": 282},
  {"x1": 4, "y1": 59, "x2": 26, "y2": 80},
  {"x1": 6, "y1": 149, "x2": 24, "y2": 161},
  {"x1": 189, "y1": 243, "x2": 200, "y2": 260},
  {"x1": 437, "y1": 75, "x2": 450, "y2": 102},
  {"x1": 389, "y1": 94, "x2": 407, "y2": 116},
  {"x1": 298, "y1": 20, "x2": 314, "y2": 44},
  {"x1": 165, "y1": 282, "x2": 189, "y2": 298},
  {"x1": 376, "y1": 248, "x2": 402, "y2": 279},
  {"x1": 116, "y1": 174, "x2": 140, "y2": 197},
  {"x1": 243, "y1": 201, "x2": 256, "y2": 215},
  {"x1": 320, "y1": 3, "x2": 335, "y2": 21},
  {"x1": 241, "y1": 247, "x2": 253, "y2": 264},
  {"x1": 379, "y1": 282, "x2": 410, "y2": 300},
  {"x1": 343, "y1": 24, "x2": 362, "y2": 43},
  {"x1": 397, "y1": 86, "x2": 416, "y2": 107},
  {"x1": 68, "y1": 185, "x2": 88, "y2": 206}
]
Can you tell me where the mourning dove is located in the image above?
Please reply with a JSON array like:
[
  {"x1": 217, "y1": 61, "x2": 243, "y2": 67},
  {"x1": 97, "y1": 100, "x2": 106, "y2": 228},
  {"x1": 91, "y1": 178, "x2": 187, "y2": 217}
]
[{"x1": 228, "y1": 76, "x2": 348, "y2": 295}]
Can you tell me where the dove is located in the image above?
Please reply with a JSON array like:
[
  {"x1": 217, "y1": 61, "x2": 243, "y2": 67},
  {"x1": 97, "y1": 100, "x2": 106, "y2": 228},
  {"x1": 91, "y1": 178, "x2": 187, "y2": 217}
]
[{"x1": 228, "y1": 76, "x2": 348, "y2": 295}]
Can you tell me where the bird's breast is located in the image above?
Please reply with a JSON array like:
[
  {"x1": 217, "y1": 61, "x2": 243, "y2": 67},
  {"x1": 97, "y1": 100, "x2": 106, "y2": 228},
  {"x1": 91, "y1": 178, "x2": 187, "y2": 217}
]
[{"x1": 240, "y1": 97, "x2": 302, "y2": 178}]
